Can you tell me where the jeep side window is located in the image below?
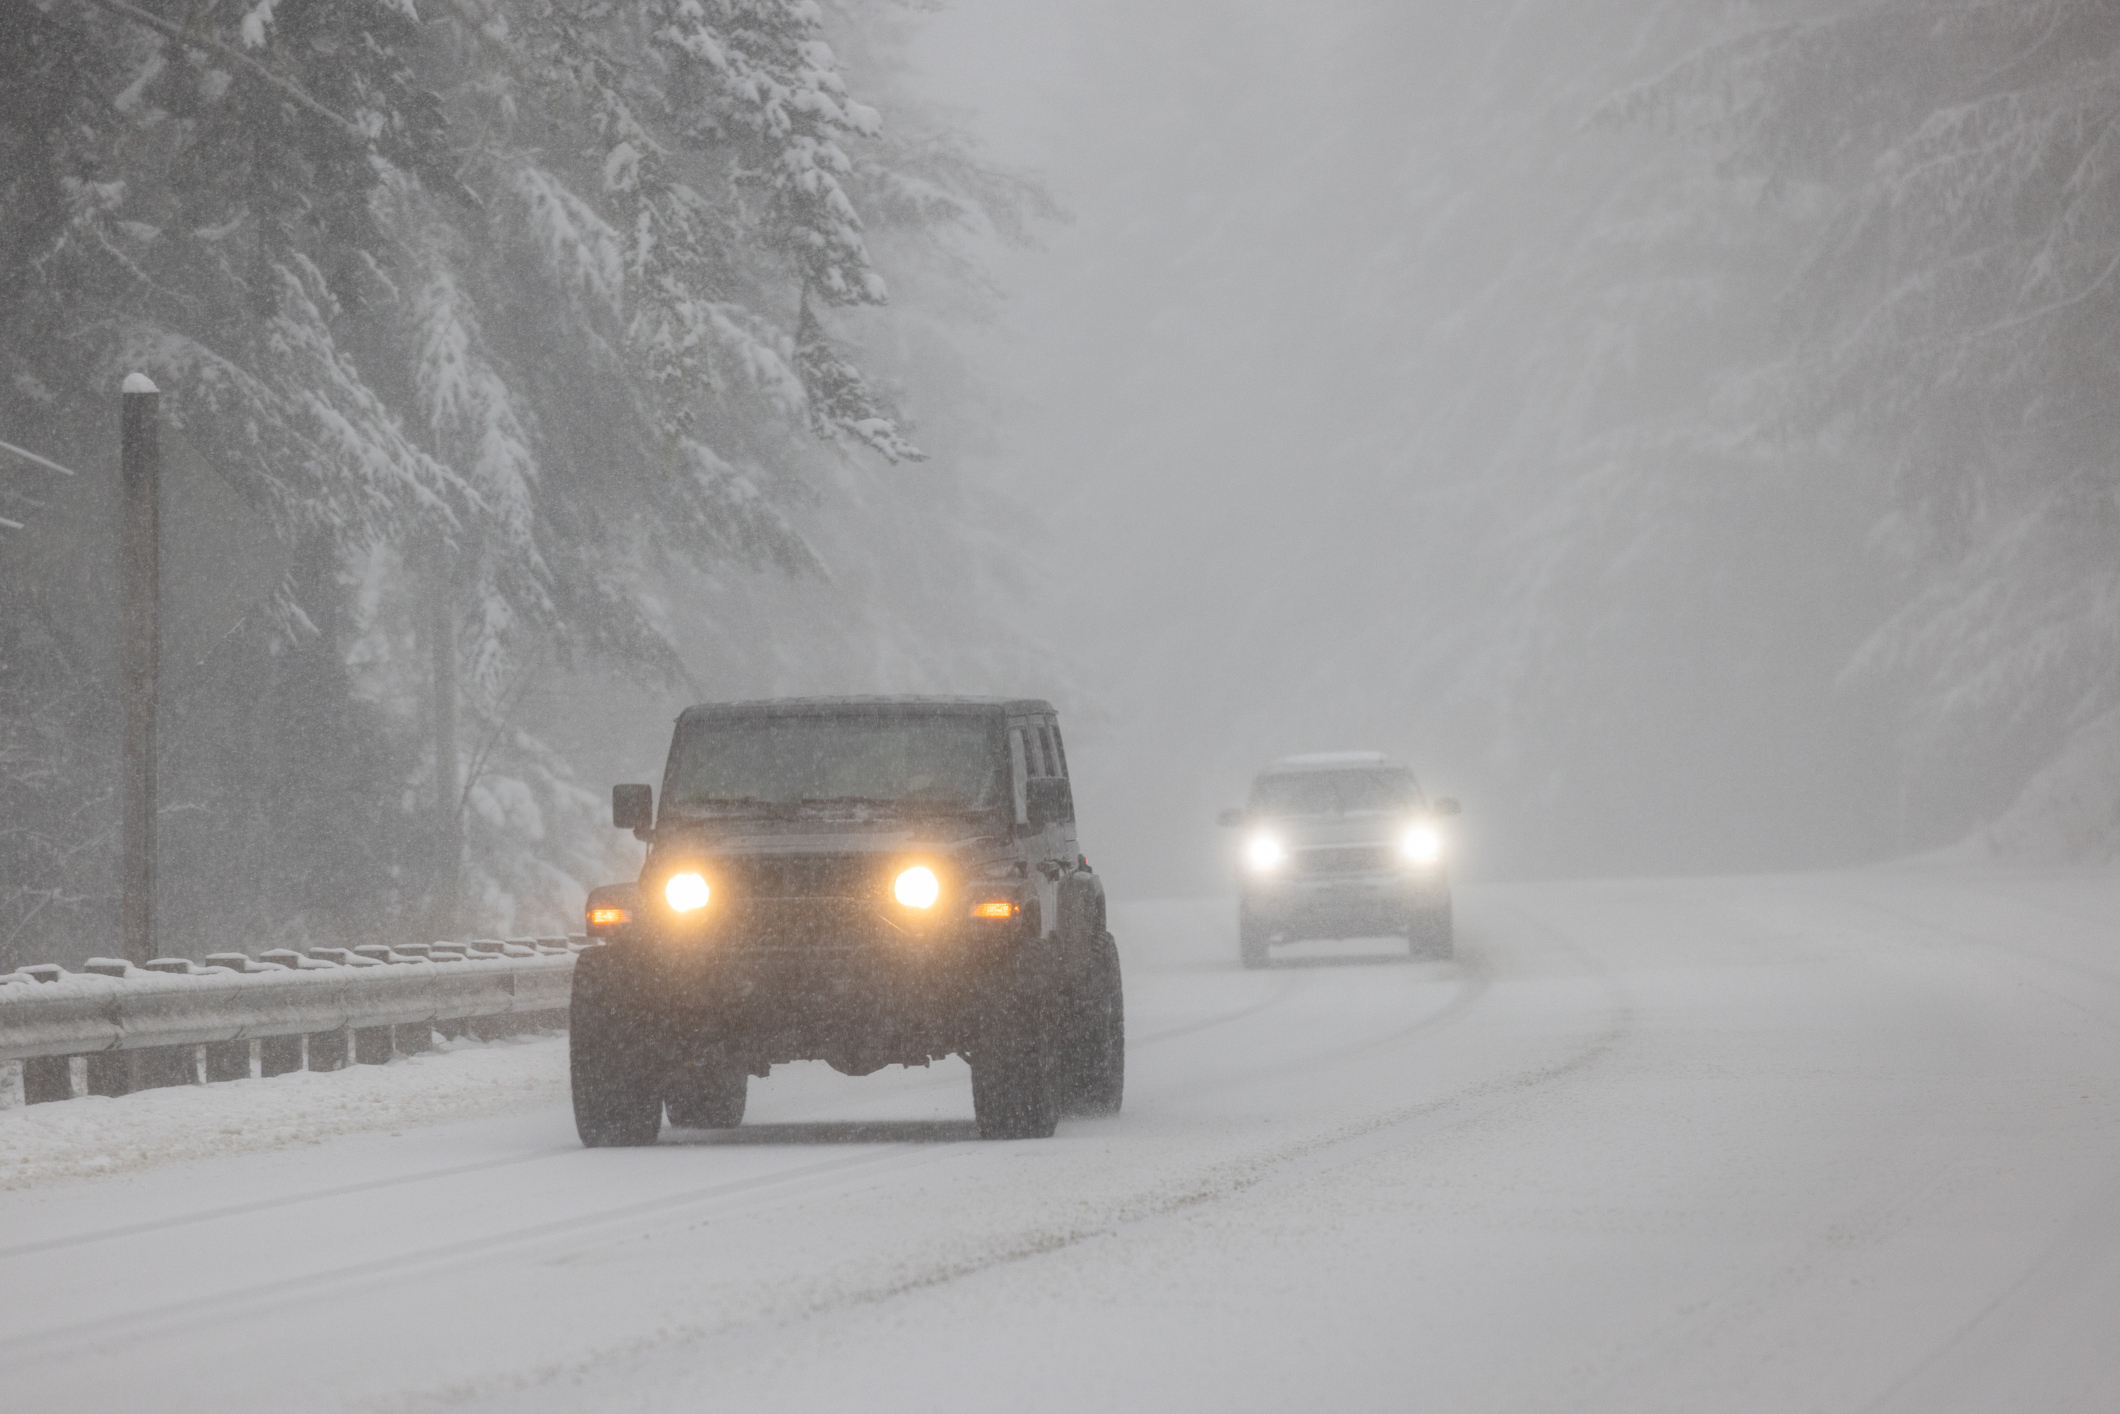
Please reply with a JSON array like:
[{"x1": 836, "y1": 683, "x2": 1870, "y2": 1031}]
[
  {"x1": 1035, "y1": 724, "x2": 1058, "y2": 778},
  {"x1": 1024, "y1": 725, "x2": 1047, "y2": 777},
  {"x1": 1008, "y1": 728, "x2": 1030, "y2": 825},
  {"x1": 1048, "y1": 722, "x2": 1069, "y2": 778}
]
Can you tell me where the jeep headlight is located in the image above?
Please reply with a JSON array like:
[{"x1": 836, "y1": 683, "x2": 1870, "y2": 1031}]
[
  {"x1": 893, "y1": 865, "x2": 940, "y2": 909},
  {"x1": 1400, "y1": 823, "x2": 1443, "y2": 867},
  {"x1": 664, "y1": 871, "x2": 711, "y2": 912},
  {"x1": 1244, "y1": 833, "x2": 1287, "y2": 872}
]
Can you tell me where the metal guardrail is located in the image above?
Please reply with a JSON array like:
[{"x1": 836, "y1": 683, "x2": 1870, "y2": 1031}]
[{"x1": 0, "y1": 938, "x2": 586, "y2": 1105}]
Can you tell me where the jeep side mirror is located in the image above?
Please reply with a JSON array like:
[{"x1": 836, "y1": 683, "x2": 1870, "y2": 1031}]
[
  {"x1": 1216, "y1": 808, "x2": 1247, "y2": 827},
  {"x1": 1434, "y1": 797, "x2": 1462, "y2": 817},
  {"x1": 612, "y1": 783, "x2": 654, "y2": 832},
  {"x1": 1026, "y1": 776, "x2": 1074, "y2": 829}
]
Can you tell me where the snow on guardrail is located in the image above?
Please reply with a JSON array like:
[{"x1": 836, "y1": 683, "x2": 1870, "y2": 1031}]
[{"x1": 0, "y1": 939, "x2": 587, "y2": 1105}]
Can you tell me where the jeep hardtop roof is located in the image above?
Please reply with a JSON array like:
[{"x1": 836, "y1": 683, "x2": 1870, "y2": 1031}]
[{"x1": 676, "y1": 695, "x2": 1056, "y2": 725}]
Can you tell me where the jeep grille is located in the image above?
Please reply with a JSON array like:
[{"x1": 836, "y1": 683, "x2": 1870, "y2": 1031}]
[
  {"x1": 719, "y1": 854, "x2": 879, "y2": 900},
  {"x1": 1294, "y1": 845, "x2": 1395, "y2": 875}
]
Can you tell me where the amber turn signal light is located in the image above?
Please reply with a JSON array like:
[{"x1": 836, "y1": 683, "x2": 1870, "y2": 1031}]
[
  {"x1": 970, "y1": 899, "x2": 1018, "y2": 919},
  {"x1": 585, "y1": 903, "x2": 632, "y2": 938}
]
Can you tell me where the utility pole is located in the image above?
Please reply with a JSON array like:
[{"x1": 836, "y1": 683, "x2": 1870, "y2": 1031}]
[
  {"x1": 120, "y1": 373, "x2": 160, "y2": 966},
  {"x1": 426, "y1": 550, "x2": 461, "y2": 941}
]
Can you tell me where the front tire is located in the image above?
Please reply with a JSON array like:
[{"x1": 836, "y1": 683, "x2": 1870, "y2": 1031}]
[
  {"x1": 569, "y1": 948, "x2": 663, "y2": 1148},
  {"x1": 1058, "y1": 930, "x2": 1125, "y2": 1116},
  {"x1": 1238, "y1": 905, "x2": 1270, "y2": 970},
  {"x1": 971, "y1": 963, "x2": 1059, "y2": 1140},
  {"x1": 664, "y1": 1053, "x2": 748, "y2": 1129},
  {"x1": 1409, "y1": 898, "x2": 1454, "y2": 961}
]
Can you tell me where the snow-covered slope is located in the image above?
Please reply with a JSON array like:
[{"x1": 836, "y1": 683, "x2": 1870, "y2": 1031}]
[{"x1": 1965, "y1": 709, "x2": 2120, "y2": 864}]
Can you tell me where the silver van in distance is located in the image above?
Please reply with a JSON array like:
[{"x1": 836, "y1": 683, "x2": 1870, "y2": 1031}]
[{"x1": 1220, "y1": 752, "x2": 1458, "y2": 968}]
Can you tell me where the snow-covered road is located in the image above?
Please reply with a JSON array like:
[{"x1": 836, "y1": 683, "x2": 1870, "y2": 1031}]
[{"x1": 4, "y1": 869, "x2": 2119, "y2": 1412}]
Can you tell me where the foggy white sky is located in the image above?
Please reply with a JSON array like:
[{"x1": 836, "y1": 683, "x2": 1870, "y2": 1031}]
[
  {"x1": 900, "y1": 3, "x2": 1544, "y2": 894},
  {"x1": 872, "y1": 1, "x2": 2001, "y2": 898}
]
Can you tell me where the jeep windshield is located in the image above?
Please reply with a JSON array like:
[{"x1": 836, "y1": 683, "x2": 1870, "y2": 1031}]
[
  {"x1": 1252, "y1": 770, "x2": 1418, "y2": 817},
  {"x1": 666, "y1": 712, "x2": 1006, "y2": 815}
]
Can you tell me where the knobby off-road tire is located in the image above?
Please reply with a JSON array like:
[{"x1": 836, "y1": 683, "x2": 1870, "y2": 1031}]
[
  {"x1": 1238, "y1": 906, "x2": 1270, "y2": 970},
  {"x1": 569, "y1": 948, "x2": 664, "y2": 1148},
  {"x1": 1058, "y1": 929, "x2": 1125, "y2": 1117},
  {"x1": 971, "y1": 963, "x2": 1059, "y2": 1140},
  {"x1": 664, "y1": 1054, "x2": 748, "y2": 1129},
  {"x1": 1408, "y1": 898, "x2": 1454, "y2": 962}
]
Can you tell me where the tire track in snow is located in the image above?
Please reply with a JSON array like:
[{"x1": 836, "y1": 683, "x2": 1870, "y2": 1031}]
[
  {"x1": 1860, "y1": 1163, "x2": 2120, "y2": 1414},
  {"x1": 0, "y1": 954, "x2": 1311, "y2": 1267},
  {"x1": 398, "y1": 912, "x2": 1629, "y2": 1412},
  {"x1": 2, "y1": 965, "x2": 1487, "y2": 1365},
  {"x1": 0, "y1": 1145, "x2": 582, "y2": 1263},
  {"x1": 1819, "y1": 882, "x2": 2120, "y2": 1032},
  {"x1": 0, "y1": 1143, "x2": 947, "y2": 1366},
  {"x1": 1499, "y1": 876, "x2": 2118, "y2": 1414},
  {"x1": 0, "y1": 901, "x2": 1617, "y2": 1403},
  {"x1": 0, "y1": 948, "x2": 1335, "y2": 1355}
]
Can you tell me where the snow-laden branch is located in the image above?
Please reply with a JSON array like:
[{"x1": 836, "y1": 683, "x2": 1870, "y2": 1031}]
[{"x1": 72, "y1": 0, "x2": 371, "y2": 146}]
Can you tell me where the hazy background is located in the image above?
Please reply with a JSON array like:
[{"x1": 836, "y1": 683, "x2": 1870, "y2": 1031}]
[
  {"x1": 885, "y1": 0, "x2": 2120, "y2": 899},
  {"x1": 889, "y1": 1, "x2": 1881, "y2": 897},
  {"x1": 565, "y1": 0, "x2": 2120, "y2": 902},
  {"x1": 8, "y1": 0, "x2": 2116, "y2": 960}
]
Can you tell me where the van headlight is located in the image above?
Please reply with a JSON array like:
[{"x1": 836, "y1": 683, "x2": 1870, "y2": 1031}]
[
  {"x1": 1401, "y1": 823, "x2": 1443, "y2": 867},
  {"x1": 1244, "y1": 833, "x2": 1287, "y2": 871}
]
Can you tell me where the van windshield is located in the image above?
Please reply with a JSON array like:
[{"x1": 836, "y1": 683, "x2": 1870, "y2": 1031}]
[
  {"x1": 667, "y1": 713, "x2": 1006, "y2": 813},
  {"x1": 1252, "y1": 770, "x2": 1418, "y2": 816}
]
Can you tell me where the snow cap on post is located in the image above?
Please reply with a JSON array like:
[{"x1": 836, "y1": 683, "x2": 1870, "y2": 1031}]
[{"x1": 121, "y1": 373, "x2": 159, "y2": 396}]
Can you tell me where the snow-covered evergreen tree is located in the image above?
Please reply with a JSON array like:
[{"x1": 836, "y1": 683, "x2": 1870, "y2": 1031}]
[
  {"x1": 1619, "y1": 0, "x2": 2120, "y2": 846},
  {"x1": 0, "y1": 0, "x2": 1055, "y2": 965}
]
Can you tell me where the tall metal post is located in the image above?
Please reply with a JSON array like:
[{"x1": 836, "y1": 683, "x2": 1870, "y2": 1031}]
[
  {"x1": 120, "y1": 373, "x2": 160, "y2": 966},
  {"x1": 426, "y1": 560, "x2": 462, "y2": 941}
]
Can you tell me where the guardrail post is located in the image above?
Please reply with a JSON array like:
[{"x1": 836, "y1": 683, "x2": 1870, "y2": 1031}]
[
  {"x1": 22, "y1": 1056, "x2": 70, "y2": 1105},
  {"x1": 203, "y1": 1039, "x2": 251, "y2": 1082},
  {"x1": 309, "y1": 1027, "x2": 350, "y2": 1072},
  {"x1": 353, "y1": 1025, "x2": 393, "y2": 1065},
  {"x1": 86, "y1": 1052, "x2": 132, "y2": 1097},
  {"x1": 134, "y1": 1045, "x2": 201, "y2": 1090},
  {"x1": 86, "y1": 1045, "x2": 202, "y2": 1094},
  {"x1": 259, "y1": 1033, "x2": 304, "y2": 1077}
]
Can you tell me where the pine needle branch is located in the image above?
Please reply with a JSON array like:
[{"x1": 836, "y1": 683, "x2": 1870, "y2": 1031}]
[{"x1": 72, "y1": 0, "x2": 370, "y2": 146}]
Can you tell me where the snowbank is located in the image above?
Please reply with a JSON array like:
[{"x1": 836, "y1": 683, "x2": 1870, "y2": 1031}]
[
  {"x1": 1966, "y1": 708, "x2": 2120, "y2": 864},
  {"x1": 0, "y1": 1034, "x2": 567, "y2": 1192}
]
